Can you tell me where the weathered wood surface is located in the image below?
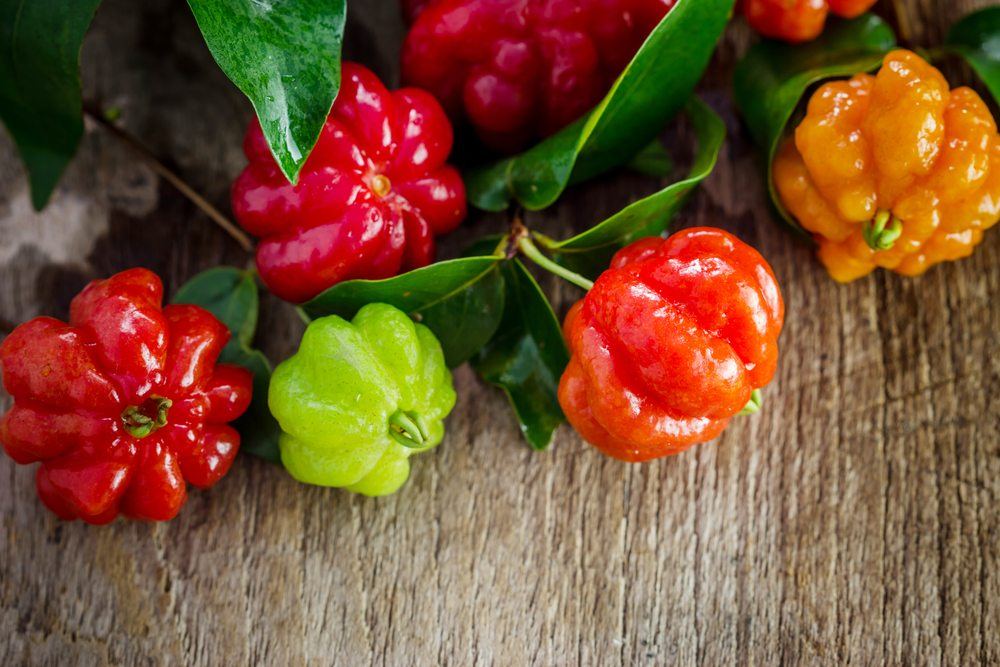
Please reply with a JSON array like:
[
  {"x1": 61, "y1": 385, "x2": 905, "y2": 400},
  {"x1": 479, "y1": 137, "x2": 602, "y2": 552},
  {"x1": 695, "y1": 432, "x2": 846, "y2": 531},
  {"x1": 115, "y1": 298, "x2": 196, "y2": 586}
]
[{"x1": 1, "y1": 0, "x2": 997, "y2": 664}]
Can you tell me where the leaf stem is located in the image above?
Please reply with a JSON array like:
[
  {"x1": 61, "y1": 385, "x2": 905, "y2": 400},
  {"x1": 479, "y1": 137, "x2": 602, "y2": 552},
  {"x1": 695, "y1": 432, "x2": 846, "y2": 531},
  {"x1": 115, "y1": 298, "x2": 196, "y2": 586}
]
[
  {"x1": 515, "y1": 231, "x2": 594, "y2": 291},
  {"x1": 83, "y1": 106, "x2": 254, "y2": 253},
  {"x1": 505, "y1": 207, "x2": 594, "y2": 290}
]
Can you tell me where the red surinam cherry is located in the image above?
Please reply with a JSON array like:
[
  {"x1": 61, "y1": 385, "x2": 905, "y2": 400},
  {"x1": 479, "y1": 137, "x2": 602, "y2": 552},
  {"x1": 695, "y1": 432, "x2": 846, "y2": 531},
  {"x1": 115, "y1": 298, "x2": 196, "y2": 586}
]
[
  {"x1": 232, "y1": 62, "x2": 467, "y2": 303},
  {"x1": 401, "y1": 0, "x2": 677, "y2": 152},
  {"x1": 0, "y1": 269, "x2": 253, "y2": 523}
]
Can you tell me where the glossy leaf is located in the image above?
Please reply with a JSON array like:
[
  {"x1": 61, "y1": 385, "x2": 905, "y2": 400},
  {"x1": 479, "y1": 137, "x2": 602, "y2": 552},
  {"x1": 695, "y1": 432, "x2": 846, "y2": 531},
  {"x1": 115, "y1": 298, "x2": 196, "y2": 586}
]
[
  {"x1": 733, "y1": 15, "x2": 896, "y2": 226},
  {"x1": 0, "y1": 0, "x2": 102, "y2": 210},
  {"x1": 187, "y1": 0, "x2": 346, "y2": 184},
  {"x1": 945, "y1": 7, "x2": 1000, "y2": 106},
  {"x1": 173, "y1": 267, "x2": 281, "y2": 462},
  {"x1": 301, "y1": 257, "x2": 506, "y2": 368},
  {"x1": 543, "y1": 97, "x2": 725, "y2": 278},
  {"x1": 466, "y1": 0, "x2": 734, "y2": 212},
  {"x1": 471, "y1": 260, "x2": 568, "y2": 450},
  {"x1": 173, "y1": 267, "x2": 258, "y2": 349}
]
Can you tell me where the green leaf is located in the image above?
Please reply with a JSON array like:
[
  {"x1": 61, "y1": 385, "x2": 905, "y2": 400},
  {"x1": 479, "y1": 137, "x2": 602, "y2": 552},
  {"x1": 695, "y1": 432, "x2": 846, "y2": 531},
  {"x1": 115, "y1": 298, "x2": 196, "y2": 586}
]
[
  {"x1": 733, "y1": 14, "x2": 896, "y2": 226},
  {"x1": 544, "y1": 97, "x2": 725, "y2": 278},
  {"x1": 173, "y1": 267, "x2": 258, "y2": 349},
  {"x1": 0, "y1": 0, "x2": 102, "y2": 210},
  {"x1": 187, "y1": 0, "x2": 346, "y2": 184},
  {"x1": 301, "y1": 257, "x2": 506, "y2": 368},
  {"x1": 173, "y1": 267, "x2": 281, "y2": 462},
  {"x1": 626, "y1": 140, "x2": 674, "y2": 178},
  {"x1": 471, "y1": 260, "x2": 568, "y2": 450},
  {"x1": 466, "y1": 0, "x2": 734, "y2": 212},
  {"x1": 945, "y1": 7, "x2": 1000, "y2": 106}
]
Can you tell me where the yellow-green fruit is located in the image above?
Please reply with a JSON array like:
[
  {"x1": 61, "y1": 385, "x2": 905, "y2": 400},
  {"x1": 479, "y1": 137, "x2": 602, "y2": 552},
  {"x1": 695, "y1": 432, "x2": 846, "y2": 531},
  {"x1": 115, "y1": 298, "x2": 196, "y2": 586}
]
[{"x1": 269, "y1": 303, "x2": 456, "y2": 496}]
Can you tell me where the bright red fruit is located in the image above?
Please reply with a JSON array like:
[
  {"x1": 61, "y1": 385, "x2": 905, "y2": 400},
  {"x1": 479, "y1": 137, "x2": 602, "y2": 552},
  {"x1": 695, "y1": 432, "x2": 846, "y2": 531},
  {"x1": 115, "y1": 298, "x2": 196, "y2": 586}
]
[
  {"x1": 559, "y1": 228, "x2": 784, "y2": 462},
  {"x1": 401, "y1": 0, "x2": 677, "y2": 152},
  {"x1": 0, "y1": 269, "x2": 253, "y2": 524},
  {"x1": 232, "y1": 62, "x2": 467, "y2": 303}
]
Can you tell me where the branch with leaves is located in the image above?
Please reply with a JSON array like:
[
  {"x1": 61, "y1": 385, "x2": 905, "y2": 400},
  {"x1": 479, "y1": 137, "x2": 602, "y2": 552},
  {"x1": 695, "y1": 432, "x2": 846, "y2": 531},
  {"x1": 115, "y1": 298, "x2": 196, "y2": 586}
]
[{"x1": 1, "y1": 1, "x2": 997, "y2": 460}]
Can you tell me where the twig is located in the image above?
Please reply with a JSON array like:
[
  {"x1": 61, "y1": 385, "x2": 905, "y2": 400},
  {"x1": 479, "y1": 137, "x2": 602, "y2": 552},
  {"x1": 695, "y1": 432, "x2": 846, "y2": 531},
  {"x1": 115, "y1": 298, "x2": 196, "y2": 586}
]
[
  {"x1": 507, "y1": 206, "x2": 594, "y2": 291},
  {"x1": 516, "y1": 232, "x2": 594, "y2": 291},
  {"x1": 504, "y1": 205, "x2": 527, "y2": 259},
  {"x1": 83, "y1": 106, "x2": 254, "y2": 253},
  {"x1": 0, "y1": 315, "x2": 16, "y2": 335}
]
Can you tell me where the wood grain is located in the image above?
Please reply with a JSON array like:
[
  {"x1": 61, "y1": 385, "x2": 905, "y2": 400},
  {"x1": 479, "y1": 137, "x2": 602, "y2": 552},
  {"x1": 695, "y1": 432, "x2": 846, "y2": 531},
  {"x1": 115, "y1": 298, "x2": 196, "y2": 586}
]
[{"x1": 1, "y1": 0, "x2": 997, "y2": 664}]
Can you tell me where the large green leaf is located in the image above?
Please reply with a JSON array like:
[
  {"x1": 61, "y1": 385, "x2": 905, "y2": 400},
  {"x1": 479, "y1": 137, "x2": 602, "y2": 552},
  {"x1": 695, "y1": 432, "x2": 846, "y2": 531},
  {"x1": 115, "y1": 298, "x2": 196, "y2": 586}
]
[
  {"x1": 466, "y1": 0, "x2": 734, "y2": 212},
  {"x1": 543, "y1": 97, "x2": 725, "y2": 278},
  {"x1": 733, "y1": 15, "x2": 896, "y2": 226},
  {"x1": 945, "y1": 7, "x2": 1000, "y2": 106},
  {"x1": 173, "y1": 267, "x2": 281, "y2": 462},
  {"x1": 0, "y1": 0, "x2": 102, "y2": 210},
  {"x1": 471, "y1": 260, "x2": 569, "y2": 450},
  {"x1": 187, "y1": 0, "x2": 346, "y2": 184},
  {"x1": 301, "y1": 257, "x2": 506, "y2": 368}
]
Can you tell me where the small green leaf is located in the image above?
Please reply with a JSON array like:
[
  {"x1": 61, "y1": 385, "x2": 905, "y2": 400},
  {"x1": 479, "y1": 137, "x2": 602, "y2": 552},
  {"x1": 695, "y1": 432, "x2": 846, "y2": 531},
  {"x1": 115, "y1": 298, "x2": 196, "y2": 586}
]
[
  {"x1": 544, "y1": 97, "x2": 725, "y2": 278},
  {"x1": 0, "y1": 0, "x2": 102, "y2": 210},
  {"x1": 301, "y1": 257, "x2": 506, "y2": 368},
  {"x1": 626, "y1": 140, "x2": 674, "y2": 178},
  {"x1": 733, "y1": 14, "x2": 896, "y2": 226},
  {"x1": 173, "y1": 267, "x2": 258, "y2": 349},
  {"x1": 173, "y1": 267, "x2": 281, "y2": 462},
  {"x1": 945, "y1": 7, "x2": 1000, "y2": 106},
  {"x1": 466, "y1": 0, "x2": 734, "y2": 212},
  {"x1": 187, "y1": 0, "x2": 346, "y2": 184},
  {"x1": 471, "y1": 260, "x2": 568, "y2": 450}
]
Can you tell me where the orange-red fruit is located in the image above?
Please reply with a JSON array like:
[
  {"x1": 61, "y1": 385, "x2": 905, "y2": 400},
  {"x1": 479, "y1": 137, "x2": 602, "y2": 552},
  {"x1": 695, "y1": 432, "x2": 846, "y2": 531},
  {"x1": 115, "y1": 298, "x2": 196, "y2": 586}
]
[
  {"x1": 558, "y1": 228, "x2": 784, "y2": 462},
  {"x1": 743, "y1": 0, "x2": 877, "y2": 43}
]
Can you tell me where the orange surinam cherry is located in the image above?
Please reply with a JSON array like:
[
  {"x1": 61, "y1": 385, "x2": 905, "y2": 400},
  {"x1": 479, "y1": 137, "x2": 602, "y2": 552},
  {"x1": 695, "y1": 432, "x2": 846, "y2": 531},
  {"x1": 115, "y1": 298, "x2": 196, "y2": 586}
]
[{"x1": 773, "y1": 49, "x2": 1000, "y2": 282}]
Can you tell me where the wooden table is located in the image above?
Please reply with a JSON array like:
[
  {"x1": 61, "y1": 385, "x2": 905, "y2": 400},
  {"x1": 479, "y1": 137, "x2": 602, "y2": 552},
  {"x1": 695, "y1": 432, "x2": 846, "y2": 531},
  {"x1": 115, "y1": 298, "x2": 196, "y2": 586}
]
[{"x1": 1, "y1": 0, "x2": 997, "y2": 664}]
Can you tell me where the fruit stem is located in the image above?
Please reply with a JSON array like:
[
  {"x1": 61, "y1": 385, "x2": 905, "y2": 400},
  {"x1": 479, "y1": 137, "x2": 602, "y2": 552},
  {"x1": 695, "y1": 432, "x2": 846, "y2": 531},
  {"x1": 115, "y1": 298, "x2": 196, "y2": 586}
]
[
  {"x1": 388, "y1": 410, "x2": 429, "y2": 448},
  {"x1": 862, "y1": 209, "x2": 903, "y2": 251},
  {"x1": 738, "y1": 389, "x2": 763, "y2": 417},
  {"x1": 512, "y1": 221, "x2": 594, "y2": 291}
]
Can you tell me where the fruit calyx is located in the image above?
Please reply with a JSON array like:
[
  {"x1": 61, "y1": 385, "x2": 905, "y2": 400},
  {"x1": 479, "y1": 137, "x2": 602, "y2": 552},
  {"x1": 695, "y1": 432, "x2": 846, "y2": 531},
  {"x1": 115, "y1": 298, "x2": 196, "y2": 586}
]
[
  {"x1": 862, "y1": 209, "x2": 903, "y2": 251},
  {"x1": 388, "y1": 409, "x2": 430, "y2": 448},
  {"x1": 122, "y1": 396, "x2": 172, "y2": 438}
]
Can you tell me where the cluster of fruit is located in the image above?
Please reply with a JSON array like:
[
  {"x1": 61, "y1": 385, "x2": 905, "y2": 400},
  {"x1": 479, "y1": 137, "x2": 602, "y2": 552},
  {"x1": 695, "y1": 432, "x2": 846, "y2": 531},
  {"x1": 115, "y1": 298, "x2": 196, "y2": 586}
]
[{"x1": 1, "y1": 0, "x2": 996, "y2": 522}]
